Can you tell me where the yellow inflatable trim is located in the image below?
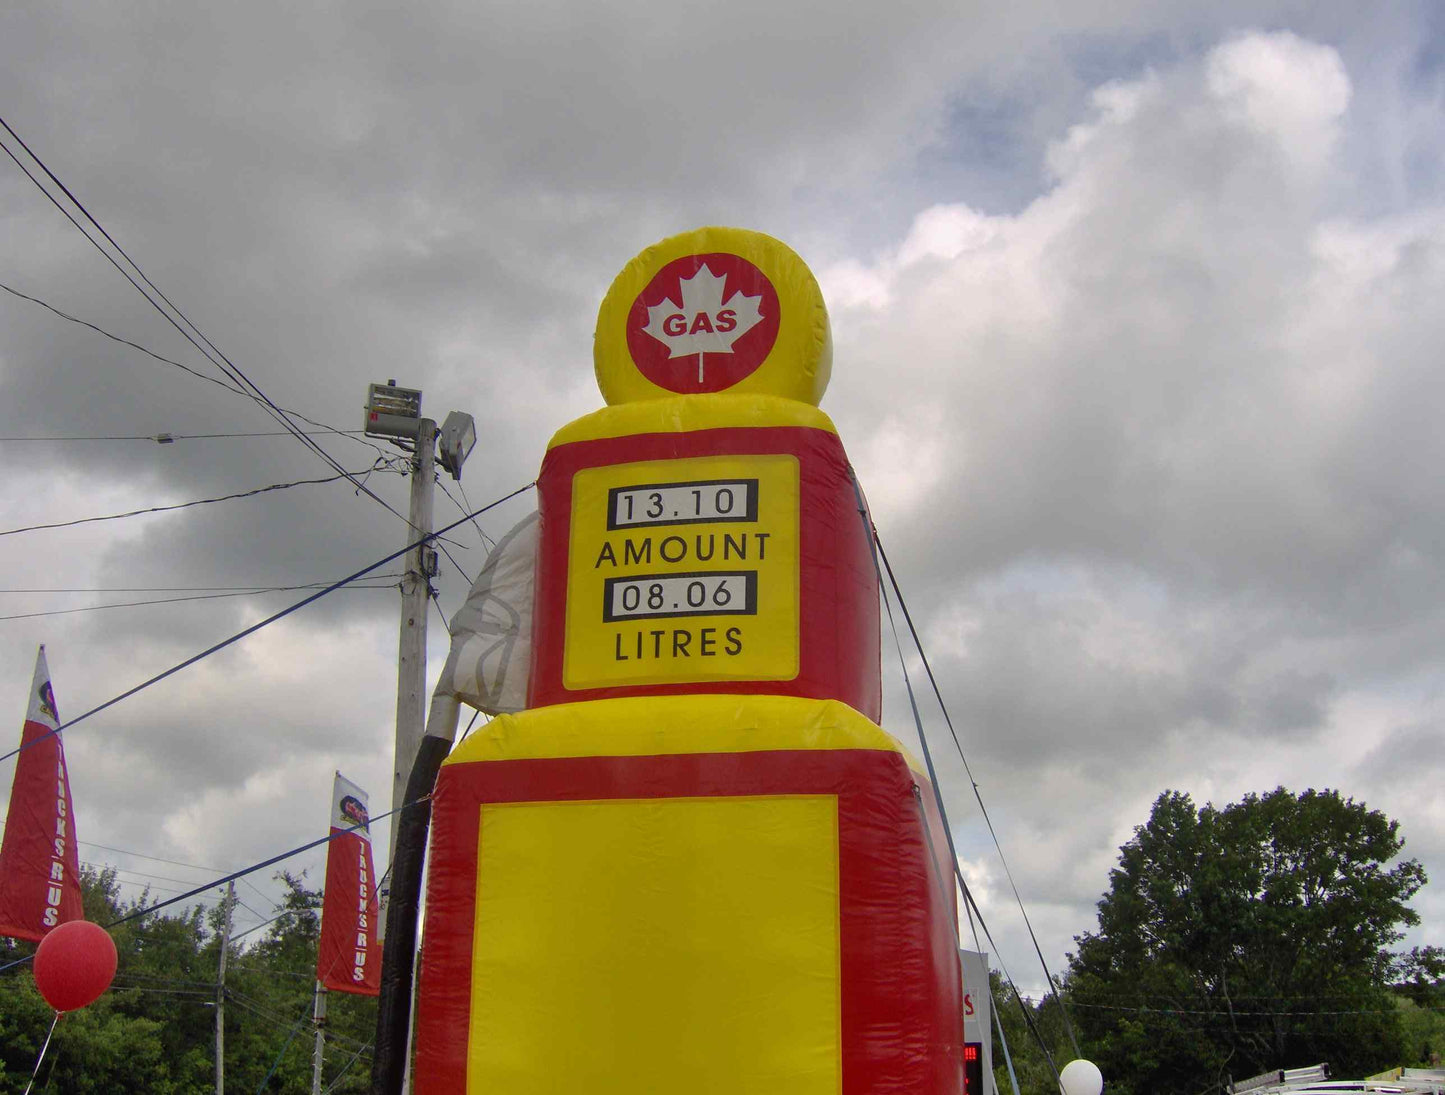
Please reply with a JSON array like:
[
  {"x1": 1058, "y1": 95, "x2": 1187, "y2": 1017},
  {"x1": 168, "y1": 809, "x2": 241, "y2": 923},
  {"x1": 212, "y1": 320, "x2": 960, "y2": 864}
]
[
  {"x1": 546, "y1": 393, "x2": 837, "y2": 449},
  {"x1": 445, "y1": 693, "x2": 924, "y2": 775}
]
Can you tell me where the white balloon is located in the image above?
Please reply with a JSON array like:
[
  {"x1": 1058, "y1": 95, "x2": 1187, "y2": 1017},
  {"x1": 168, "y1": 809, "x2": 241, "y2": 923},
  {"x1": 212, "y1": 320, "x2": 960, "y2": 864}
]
[{"x1": 1059, "y1": 1058, "x2": 1104, "y2": 1095}]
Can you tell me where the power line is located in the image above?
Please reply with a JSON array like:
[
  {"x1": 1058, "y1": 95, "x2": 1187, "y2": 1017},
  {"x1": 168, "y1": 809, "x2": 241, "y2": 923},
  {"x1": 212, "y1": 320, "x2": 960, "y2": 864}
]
[
  {"x1": 0, "y1": 430, "x2": 371, "y2": 443},
  {"x1": 417, "y1": 473, "x2": 478, "y2": 584},
  {"x1": 229, "y1": 960, "x2": 315, "y2": 983},
  {"x1": 0, "y1": 798, "x2": 402, "y2": 977},
  {"x1": 0, "y1": 462, "x2": 399, "y2": 538},
  {"x1": 0, "y1": 583, "x2": 396, "y2": 623},
  {"x1": 77, "y1": 839, "x2": 278, "y2": 914},
  {"x1": 2, "y1": 578, "x2": 403, "y2": 594},
  {"x1": 0, "y1": 479, "x2": 536, "y2": 768},
  {"x1": 437, "y1": 475, "x2": 496, "y2": 552},
  {"x1": 0, "y1": 120, "x2": 412, "y2": 527},
  {"x1": 109, "y1": 985, "x2": 219, "y2": 998},
  {"x1": 100, "y1": 876, "x2": 191, "y2": 897},
  {"x1": 77, "y1": 840, "x2": 225, "y2": 873},
  {"x1": 0, "y1": 281, "x2": 389, "y2": 461},
  {"x1": 234, "y1": 897, "x2": 270, "y2": 922},
  {"x1": 871, "y1": 524, "x2": 1082, "y2": 1054},
  {"x1": 0, "y1": 281, "x2": 247, "y2": 397},
  {"x1": 83, "y1": 860, "x2": 215, "y2": 889},
  {"x1": 1067, "y1": 999, "x2": 1445, "y2": 1018},
  {"x1": 323, "y1": 1041, "x2": 374, "y2": 1094},
  {"x1": 1067, "y1": 987, "x2": 1445, "y2": 1005},
  {"x1": 0, "y1": 486, "x2": 534, "y2": 980},
  {"x1": 849, "y1": 470, "x2": 1067, "y2": 1080},
  {"x1": 112, "y1": 973, "x2": 217, "y2": 989},
  {"x1": 226, "y1": 988, "x2": 374, "y2": 1055},
  {"x1": 231, "y1": 909, "x2": 289, "y2": 943}
]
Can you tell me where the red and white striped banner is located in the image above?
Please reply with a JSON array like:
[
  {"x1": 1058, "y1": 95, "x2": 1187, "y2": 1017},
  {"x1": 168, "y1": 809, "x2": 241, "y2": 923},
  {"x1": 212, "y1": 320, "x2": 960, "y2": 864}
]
[
  {"x1": 0, "y1": 646, "x2": 84, "y2": 942},
  {"x1": 316, "y1": 772, "x2": 381, "y2": 995}
]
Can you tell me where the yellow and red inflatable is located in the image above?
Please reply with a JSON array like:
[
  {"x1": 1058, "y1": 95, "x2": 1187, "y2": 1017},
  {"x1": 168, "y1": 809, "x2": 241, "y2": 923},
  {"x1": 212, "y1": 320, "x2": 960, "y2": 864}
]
[{"x1": 413, "y1": 228, "x2": 966, "y2": 1093}]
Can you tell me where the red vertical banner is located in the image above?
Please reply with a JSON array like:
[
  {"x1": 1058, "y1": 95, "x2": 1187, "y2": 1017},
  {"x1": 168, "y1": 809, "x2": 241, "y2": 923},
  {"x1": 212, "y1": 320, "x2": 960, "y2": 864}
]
[
  {"x1": 0, "y1": 646, "x2": 85, "y2": 942},
  {"x1": 316, "y1": 772, "x2": 381, "y2": 995}
]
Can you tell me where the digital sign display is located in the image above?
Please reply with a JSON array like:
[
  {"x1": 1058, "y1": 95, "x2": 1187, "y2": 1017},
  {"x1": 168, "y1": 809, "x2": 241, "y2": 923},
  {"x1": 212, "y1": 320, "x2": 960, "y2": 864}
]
[{"x1": 964, "y1": 1041, "x2": 984, "y2": 1094}]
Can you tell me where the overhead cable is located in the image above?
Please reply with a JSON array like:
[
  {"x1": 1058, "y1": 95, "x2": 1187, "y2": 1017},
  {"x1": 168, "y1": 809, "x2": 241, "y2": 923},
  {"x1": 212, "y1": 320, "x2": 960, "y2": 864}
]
[
  {"x1": 0, "y1": 430, "x2": 371, "y2": 443},
  {"x1": 885, "y1": 576, "x2": 1064, "y2": 1081},
  {"x1": 79, "y1": 838, "x2": 276, "y2": 914},
  {"x1": 0, "y1": 479, "x2": 536, "y2": 768},
  {"x1": 323, "y1": 1041, "x2": 374, "y2": 1094},
  {"x1": 0, "y1": 462, "x2": 399, "y2": 539},
  {"x1": 872, "y1": 528, "x2": 1083, "y2": 1056},
  {"x1": 0, "y1": 582, "x2": 397, "y2": 623},
  {"x1": 250, "y1": 1006, "x2": 312, "y2": 1093},
  {"x1": 437, "y1": 475, "x2": 496, "y2": 552},
  {"x1": 230, "y1": 909, "x2": 289, "y2": 943},
  {"x1": 3, "y1": 578, "x2": 403, "y2": 595},
  {"x1": 0, "y1": 118, "x2": 411, "y2": 526},
  {"x1": 0, "y1": 281, "x2": 387, "y2": 460},
  {"x1": 0, "y1": 281, "x2": 244, "y2": 397},
  {"x1": 0, "y1": 791, "x2": 424, "y2": 976},
  {"x1": 454, "y1": 480, "x2": 498, "y2": 549},
  {"x1": 848, "y1": 467, "x2": 1069, "y2": 1077}
]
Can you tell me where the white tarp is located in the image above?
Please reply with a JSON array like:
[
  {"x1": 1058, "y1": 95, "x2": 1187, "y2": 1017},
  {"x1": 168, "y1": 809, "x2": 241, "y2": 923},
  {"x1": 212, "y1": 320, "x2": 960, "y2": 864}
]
[{"x1": 436, "y1": 510, "x2": 538, "y2": 715}]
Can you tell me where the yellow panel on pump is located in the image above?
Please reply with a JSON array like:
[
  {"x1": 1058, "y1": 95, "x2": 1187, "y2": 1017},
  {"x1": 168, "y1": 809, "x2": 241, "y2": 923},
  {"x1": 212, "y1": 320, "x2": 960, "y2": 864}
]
[
  {"x1": 467, "y1": 794, "x2": 842, "y2": 1095},
  {"x1": 563, "y1": 452, "x2": 801, "y2": 689}
]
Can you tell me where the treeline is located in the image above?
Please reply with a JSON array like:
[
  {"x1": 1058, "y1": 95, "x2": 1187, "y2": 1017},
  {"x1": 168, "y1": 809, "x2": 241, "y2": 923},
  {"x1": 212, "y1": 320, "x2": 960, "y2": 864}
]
[
  {"x1": 0, "y1": 868, "x2": 375, "y2": 1094},
  {"x1": 988, "y1": 972, "x2": 1445, "y2": 1095},
  {"x1": 4, "y1": 785, "x2": 1442, "y2": 1095},
  {"x1": 988, "y1": 787, "x2": 1445, "y2": 1095}
]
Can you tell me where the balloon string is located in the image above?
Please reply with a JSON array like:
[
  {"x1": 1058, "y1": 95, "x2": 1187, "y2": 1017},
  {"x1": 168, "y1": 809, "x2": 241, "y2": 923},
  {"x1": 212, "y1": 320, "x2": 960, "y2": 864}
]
[{"x1": 23, "y1": 1011, "x2": 60, "y2": 1095}]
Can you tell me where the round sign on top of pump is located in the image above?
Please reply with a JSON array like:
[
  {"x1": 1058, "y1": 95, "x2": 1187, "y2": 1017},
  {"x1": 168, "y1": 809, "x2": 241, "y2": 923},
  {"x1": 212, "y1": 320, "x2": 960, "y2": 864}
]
[{"x1": 594, "y1": 226, "x2": 832, "y2": 406}]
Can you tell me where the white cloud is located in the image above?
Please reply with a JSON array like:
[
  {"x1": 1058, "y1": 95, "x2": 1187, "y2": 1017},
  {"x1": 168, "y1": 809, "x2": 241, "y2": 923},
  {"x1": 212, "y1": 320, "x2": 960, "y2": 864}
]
[
  {"x1": 830, "y1": 28, "x2": 1445, "y2": 975},
  {"x1": 2, "y1": 5, "x2": 1443, "y2": 1007}
]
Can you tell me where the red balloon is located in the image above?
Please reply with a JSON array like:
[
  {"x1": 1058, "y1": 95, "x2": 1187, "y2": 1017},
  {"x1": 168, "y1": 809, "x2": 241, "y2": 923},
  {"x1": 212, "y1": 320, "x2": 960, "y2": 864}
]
[{"x1": 33, "y1": 920, "x2": 117, "y2": 1012}]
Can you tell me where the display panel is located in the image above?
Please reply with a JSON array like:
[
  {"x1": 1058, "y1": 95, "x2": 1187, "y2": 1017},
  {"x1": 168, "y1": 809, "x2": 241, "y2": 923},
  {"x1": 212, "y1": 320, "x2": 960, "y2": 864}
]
[
  {"x1": 564, "y1": 453, "x2": 799, "y2": 689},
  {"x1": 964, "y1": 1042, "x2": 984, "y2": 1094},
  {"x1": 608, "y1": 478, "x2": 759, "y2": 528}
]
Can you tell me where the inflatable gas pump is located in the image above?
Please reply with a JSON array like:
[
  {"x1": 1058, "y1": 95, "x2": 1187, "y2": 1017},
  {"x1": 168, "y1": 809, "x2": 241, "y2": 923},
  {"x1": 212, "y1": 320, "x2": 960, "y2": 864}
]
[{"x1": 412, "y1": 228, "x2": 966, "y2": 1094}]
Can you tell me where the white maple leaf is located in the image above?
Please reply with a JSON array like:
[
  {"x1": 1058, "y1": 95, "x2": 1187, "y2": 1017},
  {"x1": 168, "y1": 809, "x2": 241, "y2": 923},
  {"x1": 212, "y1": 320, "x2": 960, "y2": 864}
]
[{"x1": 642, "y1": 264, "x2": 764, "y2": 382}]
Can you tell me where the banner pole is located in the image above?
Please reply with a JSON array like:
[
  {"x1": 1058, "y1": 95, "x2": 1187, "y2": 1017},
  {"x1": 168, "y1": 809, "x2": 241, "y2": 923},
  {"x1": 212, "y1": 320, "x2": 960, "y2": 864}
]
[
  {"x1": 311, "y1": 980, "x2": 327, "y2": 1095},
  {"x1": 215, "y1": 881, "x2": 234, "y2": 1095}
]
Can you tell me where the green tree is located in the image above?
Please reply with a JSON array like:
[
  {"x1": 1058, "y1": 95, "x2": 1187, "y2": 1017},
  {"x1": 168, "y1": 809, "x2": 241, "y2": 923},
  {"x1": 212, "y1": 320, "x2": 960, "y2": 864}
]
[
  {"x1": 0, "y1": 867, "x2": 193, "y2": 1094},
  {"x1": 990, "y1": 970, "x2": 1075, "y2": 1094},
  {"x1": 0, "y1": 865, "x2": 377, "y2": 1092},
  {"x1": 1068, "y1": 788, "x2": 1430, "y2": 1095},
  {"x1": 225, "y1": 871, "x2": 376, "y2": 1094}
]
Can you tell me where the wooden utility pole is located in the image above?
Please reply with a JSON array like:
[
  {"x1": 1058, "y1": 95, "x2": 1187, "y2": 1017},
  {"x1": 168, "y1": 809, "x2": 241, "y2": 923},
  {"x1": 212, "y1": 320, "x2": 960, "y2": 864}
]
[
  {"x1": 311, "y1": 980, "x2": 327, "y2": 1095},
  {"x1": 389, "y1": 418, "x2": 436, "y2": 879},
  {"x1": 215, "y1": 881, "x2": 234, "y2": 1095},
  {"x1": 363, "y1": 382, "x2": 477, "y2": 1095}
]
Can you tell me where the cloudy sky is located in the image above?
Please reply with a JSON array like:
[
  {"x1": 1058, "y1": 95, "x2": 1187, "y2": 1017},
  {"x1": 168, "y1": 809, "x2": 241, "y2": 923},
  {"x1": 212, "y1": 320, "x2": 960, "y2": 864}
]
[{"x1": 2, "y1": 0, "x2": 1443, "y2": 1002}]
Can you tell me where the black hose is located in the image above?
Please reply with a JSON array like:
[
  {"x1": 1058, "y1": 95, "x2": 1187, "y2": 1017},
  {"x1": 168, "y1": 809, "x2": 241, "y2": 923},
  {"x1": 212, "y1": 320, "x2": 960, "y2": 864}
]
[{"x1": 369, "y1": 734, "x2": 452, "y2": 1095}]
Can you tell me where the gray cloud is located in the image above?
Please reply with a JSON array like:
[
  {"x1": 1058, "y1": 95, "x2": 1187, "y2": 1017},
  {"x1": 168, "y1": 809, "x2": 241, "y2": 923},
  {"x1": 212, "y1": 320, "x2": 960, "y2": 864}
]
[{"x1": 2, "y1": 2, "x2": 1443, "y2": 1000}]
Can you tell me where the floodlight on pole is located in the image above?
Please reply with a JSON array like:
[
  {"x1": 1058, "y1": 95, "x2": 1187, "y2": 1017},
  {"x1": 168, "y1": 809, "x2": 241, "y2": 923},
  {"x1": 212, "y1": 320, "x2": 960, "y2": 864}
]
[
  {"x1": 364, "y1": 381, "x2": 425, "y2": 441},
  {"x1": 438, "y1": 410, "x2": 477, "y2": 480}
]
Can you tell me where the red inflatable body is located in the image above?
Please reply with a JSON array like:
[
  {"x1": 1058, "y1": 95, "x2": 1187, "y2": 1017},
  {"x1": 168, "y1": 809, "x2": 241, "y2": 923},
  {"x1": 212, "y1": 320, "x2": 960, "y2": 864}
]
[{"x1": 412, "y1": 227, "x2": 966, "y2": 1094}]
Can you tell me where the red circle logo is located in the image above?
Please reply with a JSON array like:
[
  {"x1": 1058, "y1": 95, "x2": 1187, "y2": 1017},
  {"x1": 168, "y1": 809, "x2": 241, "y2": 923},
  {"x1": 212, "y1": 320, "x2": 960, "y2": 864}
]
[{"x1": 625, "y1": 253, "x2": 781, "y2": 394}]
